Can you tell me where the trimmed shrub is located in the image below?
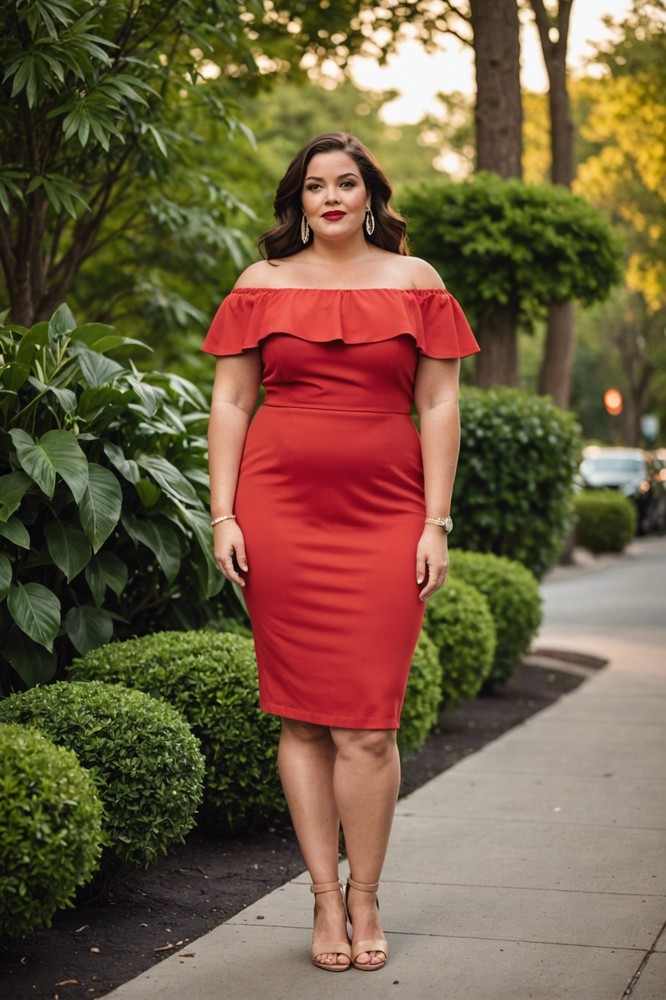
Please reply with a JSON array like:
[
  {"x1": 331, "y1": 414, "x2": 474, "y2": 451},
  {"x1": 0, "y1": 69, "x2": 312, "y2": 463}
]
[
  {"x1": 69, "y1": 631, "x2": 284, "y2": 833},
  {"x1": 449, "y1": 550, "x2": 542, "y2": 686},
  {"x1": 398, "y1": 631, "x2": 443, "y2": 755},
  {"x1": 450, "y1": 388, "x2": 581, "y2": 578},
  {"x1": 0, "y1": 681, "x2": 205, "y2": 870},
  {"x1": 423, "y1": 579, "x2": 496, "y2": 709},
  {"x1": 0, "y1": 723, "x2": 103, "y2": 935},
  {"x1": 573, "y1": 490, "x2": 636, "y2": 553}
]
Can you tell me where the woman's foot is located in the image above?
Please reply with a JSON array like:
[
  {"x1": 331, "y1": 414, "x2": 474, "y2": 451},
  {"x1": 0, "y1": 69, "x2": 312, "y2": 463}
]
[
  {"x1": 345, "y1": 878, "x2": 388, "y2": 971},
  {"x1": 310, "y1": 881, "x2": 351, "y2": 972}
]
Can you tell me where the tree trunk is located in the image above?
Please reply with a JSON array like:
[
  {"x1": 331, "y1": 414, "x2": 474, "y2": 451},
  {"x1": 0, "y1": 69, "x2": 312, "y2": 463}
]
[
  {"x1": 469, "y1": 0, "x2": 523, "y2": 387},
  {"x1": 531, "y1": 0, "x2": 576, "y2": 406},
  {"x1": 474, "y1": 304, "x2": 520, "y2": 388},
  {"x1": 537, "y1": 300, "x2": 575, "y2": 404},
  {"x1": 470, "y1": 0, "x2": 523, "y2": 179}
]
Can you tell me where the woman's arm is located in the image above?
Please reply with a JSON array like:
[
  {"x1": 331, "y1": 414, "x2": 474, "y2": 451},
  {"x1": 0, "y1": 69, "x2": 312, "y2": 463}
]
[
  {"x1": 208, "y1": 351, "x2": 262, "y2": 586},
  {"x1": 413, "y1": 355, "x2": 461, "y2": 601}
]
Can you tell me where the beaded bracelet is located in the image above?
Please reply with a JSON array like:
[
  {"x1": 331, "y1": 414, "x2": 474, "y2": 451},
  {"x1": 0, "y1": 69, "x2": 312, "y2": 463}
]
[{"x1": 211, "y1": 514, "x2": 236, "y2": 526}]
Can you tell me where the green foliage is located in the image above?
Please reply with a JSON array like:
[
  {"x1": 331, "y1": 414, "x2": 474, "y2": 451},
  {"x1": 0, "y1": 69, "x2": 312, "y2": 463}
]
[
  {"x1": 448, "y1": 550, "x2": 542, "y2": 686},
  {"x1": 68, "y1": 631, "x2": 285, "y2": 833},
  {"x1": 0, "y1": 681, "x2": 205, "y2": 871},
  {"x1": 398, "y1": 631, "x2": 443, "y2": 755},
  {"x1": 422, "y1": 579, "x2": 496, "y2": 709},
  {"x1": 0, "y1": 722, "x2": 103, "y2": 936},
  {"x1": 573, "y1": 490, "x2": 637, "y2": 553},
  {"x1": 0, "y1": 306, "x2": 227, "y2": 692},
  {"x1": 401, "y1": 172, "x2": 623, "y2": 329},
  {"x1": 453, "y1": 387, "x2": 582, "y2": 577}
]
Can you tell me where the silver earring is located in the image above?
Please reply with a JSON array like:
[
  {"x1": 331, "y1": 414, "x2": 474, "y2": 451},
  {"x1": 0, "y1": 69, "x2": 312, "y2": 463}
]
[
  {"x1": 300, "y1": 214, "x2": 310, "y2": 244},
  {"x1": 365, "y1": 207, "x2": 375, "y2": 236}
]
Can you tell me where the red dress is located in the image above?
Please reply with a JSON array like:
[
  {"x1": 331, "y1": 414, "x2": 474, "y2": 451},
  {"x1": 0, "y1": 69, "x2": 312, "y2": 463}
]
[{"x1": 202, "y1": 288, "x2": 479, "y2": 729}]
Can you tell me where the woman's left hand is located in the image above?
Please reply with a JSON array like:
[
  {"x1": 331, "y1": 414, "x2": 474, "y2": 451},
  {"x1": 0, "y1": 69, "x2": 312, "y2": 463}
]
[{"x1": 416, "y1": 525, "x2": 449, "y2": 602}]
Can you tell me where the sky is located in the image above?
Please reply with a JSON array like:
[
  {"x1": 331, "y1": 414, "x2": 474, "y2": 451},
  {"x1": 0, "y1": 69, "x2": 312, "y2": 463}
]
[{"x1": 348, "y1": 0, "x2": 633, "y2": 125}]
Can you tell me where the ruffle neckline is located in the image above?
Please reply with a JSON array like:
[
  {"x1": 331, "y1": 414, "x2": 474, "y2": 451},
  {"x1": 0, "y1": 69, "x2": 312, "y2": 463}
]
[{"x1": 202, "y1": 286, "x2": 479, "y2": 360}]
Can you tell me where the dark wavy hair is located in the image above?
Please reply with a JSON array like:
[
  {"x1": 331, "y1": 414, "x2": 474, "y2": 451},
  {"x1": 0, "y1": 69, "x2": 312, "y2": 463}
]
[{"x1": 259, "y1": 132, "x2": 409, "y2": 259}]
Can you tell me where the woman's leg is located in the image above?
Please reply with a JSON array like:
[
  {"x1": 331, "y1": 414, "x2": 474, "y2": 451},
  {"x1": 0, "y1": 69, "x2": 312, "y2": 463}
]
[
  {"x1": 331, "y1": 727, "x2": 400, "y2": 968},
  {"x1": 278, "y1": 718, "x2": 349, "y2": 968}
]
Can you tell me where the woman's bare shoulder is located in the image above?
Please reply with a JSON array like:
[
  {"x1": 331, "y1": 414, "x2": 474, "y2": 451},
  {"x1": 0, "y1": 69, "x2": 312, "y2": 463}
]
[
  {"x1": 233, "y1": 258, "x2": 303, "y2": 289},
  {"x1": 400, "y1": 255, "x2": 446, "y2": 290}
]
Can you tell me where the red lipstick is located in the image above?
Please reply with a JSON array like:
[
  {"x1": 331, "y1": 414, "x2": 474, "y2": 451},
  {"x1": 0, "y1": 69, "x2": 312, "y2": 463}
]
[{"x1": 322, "y1": 211, "x2": 346, "y2": 220}]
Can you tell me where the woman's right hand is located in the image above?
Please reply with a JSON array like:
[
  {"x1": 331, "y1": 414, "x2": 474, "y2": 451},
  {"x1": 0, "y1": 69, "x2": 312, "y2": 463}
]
[{"x1": 213, "y1": 521, "x2": 249, "y2": 587}]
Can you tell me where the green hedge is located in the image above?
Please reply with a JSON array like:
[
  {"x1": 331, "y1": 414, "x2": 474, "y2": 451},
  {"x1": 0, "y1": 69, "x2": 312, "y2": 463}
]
[
  {"x1": 0, "y1": 681, "x2": 205, "y2": 870},
  {"x1": 423, "y1": 579, "x2": 496, "y2": 709},
  {"x1": 449, "y1": 550, "x2": 542, "y2": 685},
  {"x1": 69, "y1": 631, "x2": 285, "y2": 833},
  {"x1": 0, "y1": 723, "x2": 103, "y2": 935},
  {"x1": 573, "y1": 490, "x2": 636, "y2": 553},
  {"x1": 398, "y1": 630, "x2": 443, "y2": 754},
  {"x1": 451, "y1": 388, "x2": 581, "y2": 578}
]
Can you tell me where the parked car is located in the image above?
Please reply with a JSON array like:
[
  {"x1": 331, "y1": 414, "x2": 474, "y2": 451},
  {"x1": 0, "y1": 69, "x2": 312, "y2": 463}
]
[{"x1": 578, "y1": 446, "x2": 666, "y2": 535}]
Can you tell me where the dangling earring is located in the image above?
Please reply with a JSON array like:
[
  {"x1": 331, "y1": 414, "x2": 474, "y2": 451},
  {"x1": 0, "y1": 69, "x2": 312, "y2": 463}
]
[
  {"x1": 365, "y1": 207, "x2": 376, "y2": 236},
  {"x1": 300, "y1": 213, "x2": 310, "y2": 244}
]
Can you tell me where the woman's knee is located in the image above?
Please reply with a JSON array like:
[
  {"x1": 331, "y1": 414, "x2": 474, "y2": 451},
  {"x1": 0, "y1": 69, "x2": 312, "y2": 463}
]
[
  {"x1": 331, "y1": 727, "x2": 397, "y2": 761},
  {"x1": 280, "y1": 717, "x2": 331, "y2": 746}
]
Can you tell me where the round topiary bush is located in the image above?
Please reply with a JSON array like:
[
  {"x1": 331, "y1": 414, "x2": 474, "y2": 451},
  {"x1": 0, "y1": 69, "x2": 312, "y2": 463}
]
[
  {"x1": 0, "y1": 723, "x2": 104, "y2": 935},
  {"x1": 451, "y1": 387, "x2": 581, "y2": 578},
  {"x1": 0, "y1": 681, "x2": 205, "y2": 870},
  {"x1": 69, "y1": 631, "x2": 284, "y2": 833},
  {"x1": 573, "y1": 490, "x2": 636, "y2": 553},
  {"x1": 398, "y1": 631, "x2": 443, "y2": 755},
  {"x1": 448, "y1": 550, "x2": 542, "y2": 686},
  {"x1": 422, "y1": 579, "x2": 496, "y2": 709}
]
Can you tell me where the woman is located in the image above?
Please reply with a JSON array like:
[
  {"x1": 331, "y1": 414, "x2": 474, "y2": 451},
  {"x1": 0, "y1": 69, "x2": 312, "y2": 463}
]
[{"x1": 203, "y1": 132, "x2": 479, "y2": 973}]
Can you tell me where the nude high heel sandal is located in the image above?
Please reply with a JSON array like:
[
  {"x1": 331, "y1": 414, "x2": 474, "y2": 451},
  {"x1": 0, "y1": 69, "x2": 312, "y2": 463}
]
[
  {"x1": 310, "y1": 880, "x2": 352, "y2": 972},
  {"x1": 345, "y1": 877, "x2": 389, "y2": 971}
]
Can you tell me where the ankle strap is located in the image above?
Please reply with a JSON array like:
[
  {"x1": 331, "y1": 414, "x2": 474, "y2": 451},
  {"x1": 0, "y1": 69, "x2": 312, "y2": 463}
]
[
  {"x1": 310, "y1": 880, "x2": 342, "y2": 894},
  {"x1": 347, "y1": 877, "x2": 380, "y2": 893}
]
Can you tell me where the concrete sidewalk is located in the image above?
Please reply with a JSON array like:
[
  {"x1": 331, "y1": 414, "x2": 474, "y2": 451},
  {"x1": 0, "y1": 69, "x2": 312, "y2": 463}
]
[{"x1": 106, "y1": 540, "x2": 666, "y2": 1000}]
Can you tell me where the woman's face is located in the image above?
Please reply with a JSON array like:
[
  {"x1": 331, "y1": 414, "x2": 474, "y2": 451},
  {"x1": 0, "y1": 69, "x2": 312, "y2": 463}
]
[{"x1": 301, "y1": 150, "x2": 369, "y2": 242}]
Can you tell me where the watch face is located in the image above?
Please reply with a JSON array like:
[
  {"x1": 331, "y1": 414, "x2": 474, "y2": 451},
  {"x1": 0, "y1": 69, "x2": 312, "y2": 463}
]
[{"x1": 444, "y1": 516, "x2": 453, "y2": 534}]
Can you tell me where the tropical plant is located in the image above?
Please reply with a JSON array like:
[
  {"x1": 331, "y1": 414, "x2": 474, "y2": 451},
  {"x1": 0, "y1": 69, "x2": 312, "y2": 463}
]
[
  {"x1": 0, "y1": 722, "x2": 104, "y2": 935},
  {"x1": 452, "y1": 387, "x2": 581, "y2": 578},
  {"x1": 0, "y1": 305, "x2": 225, "y2": 693},
  {"x1": 0, "y1": 681, "x2": 205, "y2": 871}
]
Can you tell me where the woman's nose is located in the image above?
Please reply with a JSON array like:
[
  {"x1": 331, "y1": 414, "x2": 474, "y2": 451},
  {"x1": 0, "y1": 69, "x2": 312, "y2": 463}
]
[{"x1": 325, "y1": 189, "x2": 340, "y2": 204}]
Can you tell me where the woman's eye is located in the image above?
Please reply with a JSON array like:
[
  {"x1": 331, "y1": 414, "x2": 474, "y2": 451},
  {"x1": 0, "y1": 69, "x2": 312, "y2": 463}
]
[{"x1": 306, "y1": 183, "x2": 321, "y2": 191}]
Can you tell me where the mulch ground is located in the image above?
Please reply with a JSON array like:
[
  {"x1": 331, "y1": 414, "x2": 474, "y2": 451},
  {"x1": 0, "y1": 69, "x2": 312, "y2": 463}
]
[{"x1": 1, "y1": 658, "x2": 590, "y2": 1000}]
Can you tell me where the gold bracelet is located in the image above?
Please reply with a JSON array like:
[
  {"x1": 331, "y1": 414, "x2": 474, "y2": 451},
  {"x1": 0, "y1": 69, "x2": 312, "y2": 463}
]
[
  {"x1": 425, "y1": 515, "x2": 453, "y2": 533},
  {"x1": 211, "y1": 514, "x2": 236, "y2": 526}
]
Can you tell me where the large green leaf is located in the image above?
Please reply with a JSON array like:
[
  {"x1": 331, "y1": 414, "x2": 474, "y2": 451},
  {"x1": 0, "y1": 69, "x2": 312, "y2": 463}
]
[
  {"x1": 7, "y1": 582, "x2": 61, "y2": 651},
  {"x1": 0, "y1": 516, "x2": 30, "y2": 549},
  {"x1": 75, "y1": 345, "x2": 125, "y2": 387},
  {"x1": 181, "y1": 508, "x2": 224, "y2": 599},
  {"x1": 85, "y1": 551, "x2": 128, "y2": 605},
  {"x1": 9, "y1": 428, "x2": 88, "y2": 501},
  {"x1": 79, "y1": 463, "x2": 122, "y2": 552},
  {"x1": 3, "y1": 626, "x2": 57, "y2": 686},
  {"x1": 44, "y1": 519, "x2": 92, "y2": 581},
  {"x1": 122, "y1": 513, "x2": 181, "y2": 583},
  {"x1": 104, "y1": 442, "x2": 140, "y2": 484},
  {"x1": 0, "y1": 552, "x2": 12, "y2": 599},
  {"x1": 137, "y1": 454, "x2": 199, "y2": 505},
  {"x1": 0, "y1": 470, "x2": 31, "y2": 522},
  {"x1": 48, "y1": 302, "x2": 76, "y2": 338},
  {"x1": 64, "y1": 605, "x2": 114, "y2": 654},
  {"x1": 73, "y1": 326, "x2": 149, "y2": 353}
]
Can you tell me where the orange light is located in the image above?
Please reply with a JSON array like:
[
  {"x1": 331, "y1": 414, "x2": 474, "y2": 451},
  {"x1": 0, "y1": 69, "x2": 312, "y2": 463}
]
[{"x1": 604, "y1": 388, "x2": 623, "y2": 416}]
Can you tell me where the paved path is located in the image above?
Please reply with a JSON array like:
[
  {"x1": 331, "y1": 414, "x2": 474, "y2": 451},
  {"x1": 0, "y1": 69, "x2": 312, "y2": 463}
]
[{"x1": 106, "y1": 538, "x2": 666, "y2": 1000}]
